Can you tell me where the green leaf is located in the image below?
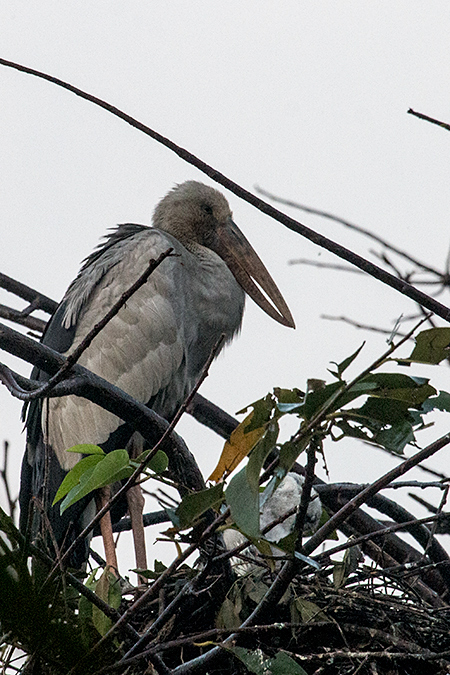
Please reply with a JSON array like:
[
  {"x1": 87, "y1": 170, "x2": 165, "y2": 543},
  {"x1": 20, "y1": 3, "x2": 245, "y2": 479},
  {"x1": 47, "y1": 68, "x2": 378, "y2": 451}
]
[
  {"x1": 373, "y1": 418, "x2": 414, "y2": 454},
  {"x1": 294, "y1": 597, "x2": 330, "y2": 624},
  {"x1": 147, "y1": 449, "x2": 168, "y2": 473},
  {"x1": 92, "y1": 568, "x2": 121, "y2": 636},
  {"x1": 406, "y1": 327, "x2": 450, "y2": 364},
  {"x1": 356, "y1": 397, "x2": 411, "y2": 425},
  {"x1": 421, "y1": 389, "x2": 450, "y2": 413},
  {"x1": 329, "y1": 342, "x2": 365, "y2": 379},
  {"x1": 360, "y1": 373, "x2": 436, "y2": 404},
  {"x1": 333, "y1": 543, "x2": 362, "y2": 589},
  {"x1": 273, "y1": 387, "x2": 304, "y2": 404},
  {"x1": 265, "y1": 651, "x2": 309, "y2": 675},
  {"x1": 334, "y1": 418, "x2": 374, "y2": 443},
  {"x1": 174, "y1": 483, "x2": 224, "y2": 530},
  {"x1": 244, "y1": 576, "x2": 269, "y2": 604},
  {"x1": 53, "y1": 454, "x2": 105, "y2": 505},
  {"x1": 229, "y1": 646, "x2": 308, "y2": 675},
  {"x1": 226, "y1": 466, "x2": 260, "y2": 539},
  {"x1": 135, "y1": 559, "x2": 169, "y2": 579},
  {"x1": 246, "y1": 422, "x2": 279, "y2": 493},
  {"x1": 216, "y1": 597, "x2": 242, "y2": 630},
  {"x1": 59, "y1": 449, "x2": 133, "y2": 513},
  {"x1": 135, "y1": 448, "x2": 169, "y2": 474},
  {"x1": 271, "y1": 530, "x2": 298, "y2": 554},
  {"x1": 302, "y1": 381, "x2": 343, "y2": 419},
  {"x1": 66, "y1": 444, "x2": 105, "y2": 455},
  {"x1": 274, "y1": 388, "x2": 304, "y2": 413},
  {"x1": 278, "y1": 437, "x2": 309, "y2": 475}
]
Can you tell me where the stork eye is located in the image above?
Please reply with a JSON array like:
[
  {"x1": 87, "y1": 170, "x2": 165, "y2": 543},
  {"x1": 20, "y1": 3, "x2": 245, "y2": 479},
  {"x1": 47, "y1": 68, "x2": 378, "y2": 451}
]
[{"x1": 202, "y1": 204, "x2": 213, "y2": 215}]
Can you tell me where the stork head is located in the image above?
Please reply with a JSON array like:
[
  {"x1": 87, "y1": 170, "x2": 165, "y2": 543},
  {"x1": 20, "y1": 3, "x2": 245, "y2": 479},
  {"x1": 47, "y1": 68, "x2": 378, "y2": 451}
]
[{"x1": 153, "y1": 181, "x2": 295, "y2": 328}]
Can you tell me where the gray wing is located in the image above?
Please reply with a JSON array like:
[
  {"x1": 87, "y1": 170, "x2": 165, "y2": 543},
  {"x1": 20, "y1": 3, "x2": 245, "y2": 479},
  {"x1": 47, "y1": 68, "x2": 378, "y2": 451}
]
[
  {"x1": 45, "y1": 226, "x2": 190, "y2": 470},
  {"x1": 20, "y1": 225, "x2": 190, "y2": 557}
]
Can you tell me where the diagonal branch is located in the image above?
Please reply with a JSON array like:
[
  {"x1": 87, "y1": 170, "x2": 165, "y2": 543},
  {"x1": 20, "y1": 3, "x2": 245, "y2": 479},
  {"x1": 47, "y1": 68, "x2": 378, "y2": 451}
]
[
  {"x1": 0, "y1": 271, "x2": 57, "y2": 315},
  {"x1": 26, "y1": 249, "x2": 173, "y2": 402},
  {"x1": 1, "y1": 57, "x2": 450, "y2": 323},
  {"x1": 0, "y1": 304, "x2": 47, "y2": 333},
  {"x1": 408, "y1": 108, "x2": 450, "y2": 132}
]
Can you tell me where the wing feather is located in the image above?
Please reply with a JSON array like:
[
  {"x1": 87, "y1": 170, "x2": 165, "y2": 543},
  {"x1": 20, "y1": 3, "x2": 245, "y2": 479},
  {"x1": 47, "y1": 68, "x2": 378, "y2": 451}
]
[{"x1": 46, "y1": 228, "x2": 188, "y2": 469}]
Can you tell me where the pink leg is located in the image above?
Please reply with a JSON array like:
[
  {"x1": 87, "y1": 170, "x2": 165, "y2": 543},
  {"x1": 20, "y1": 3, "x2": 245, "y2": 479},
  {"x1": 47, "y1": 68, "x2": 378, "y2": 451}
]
[
  {"x1": 95, "y1": 486, "x2": 119, "y2": 576},
  {"x1": 126, "y1": 484, "x2": 148, "y2": 584}
]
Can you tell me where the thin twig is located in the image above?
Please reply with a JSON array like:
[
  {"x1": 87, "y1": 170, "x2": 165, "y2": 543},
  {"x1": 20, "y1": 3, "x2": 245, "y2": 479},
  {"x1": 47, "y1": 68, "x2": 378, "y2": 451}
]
[
  {"x1": 321, "y1": 314, "x2": 408, "y2": 337},
  {"x1": 19, "y1": 249, "x2": 174, "y2": 402},
  {"x1": 408, "y1": 108, "x2": 450, "y2": 132},
  {"x1": 0, "y1": 304, "x2": 47, "y2": 333},
  {"x1": 288, "y1": 259, "x2": 364, "y2": 273},
  {"x1": 256, "y1": 185, "x2": 442, "y2": 278},
  {"x1": 0, "y1": 271, "x2": 57, "y2": 315}
]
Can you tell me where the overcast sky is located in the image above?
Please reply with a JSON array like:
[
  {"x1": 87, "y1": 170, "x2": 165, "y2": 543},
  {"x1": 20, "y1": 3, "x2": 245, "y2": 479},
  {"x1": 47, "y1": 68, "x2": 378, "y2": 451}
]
[{"x1": 1, "y1": 3, "x2": 450, "y2": 568}]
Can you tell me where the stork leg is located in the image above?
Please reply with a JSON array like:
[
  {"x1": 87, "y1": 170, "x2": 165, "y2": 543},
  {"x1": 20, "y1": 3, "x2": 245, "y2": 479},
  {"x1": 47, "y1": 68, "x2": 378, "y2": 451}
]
[
  {"x1": 95, "y1": 486, "x2": 119, "y2": 576},
  {"x1": 126, "y1": 484, "x2": 148, "y2": 584}
]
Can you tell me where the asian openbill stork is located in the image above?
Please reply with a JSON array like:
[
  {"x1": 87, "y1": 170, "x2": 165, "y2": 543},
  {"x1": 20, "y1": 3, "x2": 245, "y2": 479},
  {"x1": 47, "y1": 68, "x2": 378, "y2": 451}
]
[{"x1": 19, "y1": 181, "x2": 295, "y2": 573}]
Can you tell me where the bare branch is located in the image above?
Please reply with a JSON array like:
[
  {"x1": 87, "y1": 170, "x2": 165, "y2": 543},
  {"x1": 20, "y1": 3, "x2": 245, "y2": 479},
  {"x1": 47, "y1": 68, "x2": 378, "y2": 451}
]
[
  {"x1": 0, "y1": 304, "x2": 47, "y2": 333},
  {"x1": 408, "y1": 108, "x2": 450, "y2": 132},
  {"x1": 288, "y1": 258, "x2": 363, "y2": 273},
  {"x1": 0, "y1": 271, "x2": 57, "y2": 315},
  {"x1": 321, "y1": 314, "x2": 408, "y2": 336},
  {"x1": 256, "y1": 185, "x2": 442, "y2": 277}
]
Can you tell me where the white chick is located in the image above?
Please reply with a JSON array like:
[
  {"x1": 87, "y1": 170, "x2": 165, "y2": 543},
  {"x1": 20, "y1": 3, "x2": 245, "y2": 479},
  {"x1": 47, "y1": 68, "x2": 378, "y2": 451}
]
[{"x1": 223, "y1": 472, "x2": 322, "y2": 574}]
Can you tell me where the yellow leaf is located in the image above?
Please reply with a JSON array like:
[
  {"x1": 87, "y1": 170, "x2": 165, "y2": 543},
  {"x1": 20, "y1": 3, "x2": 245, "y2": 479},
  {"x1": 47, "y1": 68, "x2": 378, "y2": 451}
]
[{"x1": 208, "y1": 412, "x2": 266, "y2": 482}]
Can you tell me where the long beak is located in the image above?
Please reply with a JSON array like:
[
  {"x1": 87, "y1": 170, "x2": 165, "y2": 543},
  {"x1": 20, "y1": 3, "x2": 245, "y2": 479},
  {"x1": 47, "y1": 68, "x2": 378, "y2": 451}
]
[{"x1": 212, "y1": 218, "x2": 295, "y2": 328}]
